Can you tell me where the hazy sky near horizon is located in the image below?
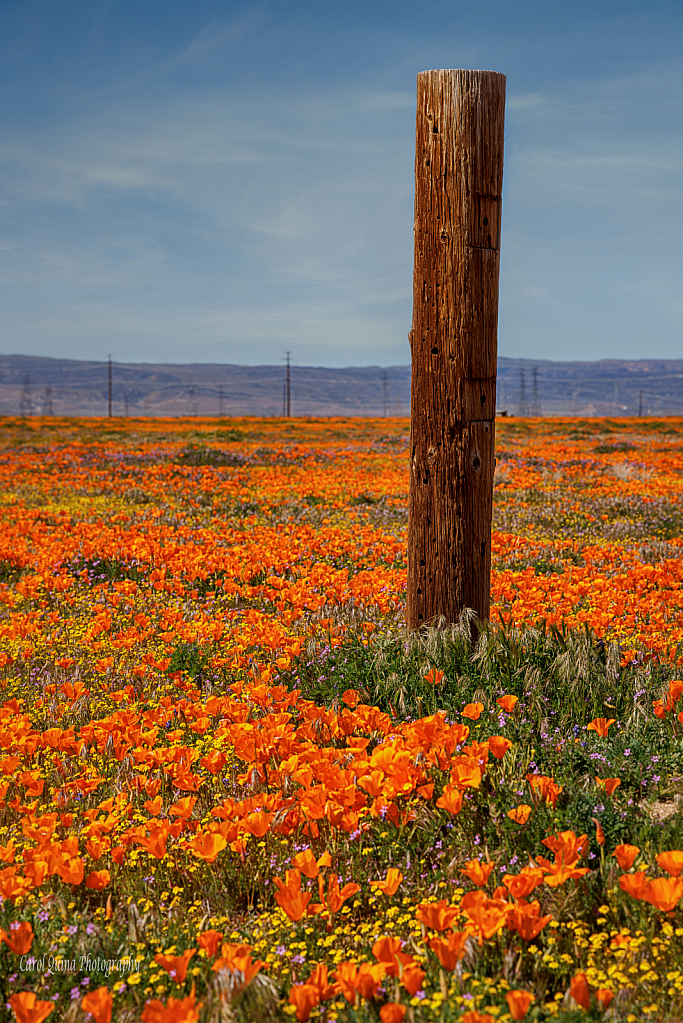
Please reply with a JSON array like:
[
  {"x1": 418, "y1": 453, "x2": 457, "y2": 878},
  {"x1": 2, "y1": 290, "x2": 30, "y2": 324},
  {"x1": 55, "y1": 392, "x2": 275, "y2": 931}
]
[{"x1": 1, "y1": 0, "x2": 682, "y2": 368}]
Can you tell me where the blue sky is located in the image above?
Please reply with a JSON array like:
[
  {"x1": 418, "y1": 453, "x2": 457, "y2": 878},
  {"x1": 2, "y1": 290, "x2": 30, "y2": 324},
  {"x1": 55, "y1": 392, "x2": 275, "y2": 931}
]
[{"x1": 0, "y1": 0, "x2": 681, "y2": 367}]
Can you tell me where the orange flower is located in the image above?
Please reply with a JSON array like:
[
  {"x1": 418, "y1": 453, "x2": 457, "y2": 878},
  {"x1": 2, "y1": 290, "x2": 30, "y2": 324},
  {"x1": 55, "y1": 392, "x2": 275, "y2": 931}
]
[
  {"x1": 401, "y1": 962, "x2": 425, "y2": 996},
  {"x1": 595, "y1": 776, "x2": 621, "y2": 795},
  {"x1": 640, "y1": 876, "x2": 683, "y2": 912},
  {"x1": 342, "y1": 689, "x2": 359, "y2": 707},
  {"x1": 186, "y1": 831, "x2": 227, "y2": 863},
  {"x1": 488, "y1": 735, "x2": 512, "y2": 759},
  {"x1": 619, "y1": 870, "x2": 650, "y2": 899},
  {"x1": 613, "y1": 843, "x2": 639, "y2": 870},
  {"x1": 591, "y1": 817, "x2": 605, "y2": 846},
  {"x1": 372, "y1": 935, "x2": 413, "y2": 977},
  {"x1": 0, "y1": 921, "x2": 34, "y2": 954},
  {"x1": 288, "y1": 987, "x2": 317, "y2": 1022},
  {"x1": 595, "y1": 989, "x2": 614, "y2": 1010},
  {"x1": 462, "y1": 702, "x2": 484, "y2": 721},
  {"x1": 587, "y1": 717, "x2": 615, "y2": 737},
  {"x1": 7, "y1": 992, "x2": 54, "y2": 1023},
  {"x1": 435, "y1": 786, "x2": 463, "y2": 814},
  {"x1": 656, "y1": 850, "x2": 683, "y2": 877},
  {"x1": 85, "y1": 869, "x2": 110, "y2": 890},
  {"x1": 653, "y1": 699, "x2": 667, "y2": 719},
  {"x1": 460, "y1": 858, "x2": 495, "y2": 886},
  {"x1": 502, "y1": 867, "x2": 544, "y2": 900},
  {"x1": 424, "y1": 668, "x2": 444, "y2": 686},
  {"x1": 376, "y1": 868, "x2": 403, "y2": 896},
  {"x1": 526, "y1": 773, "x2": 563, "y2": 808},
  {"x1": 379, "y1": 1005, "x2": 406, "y2": 1023},
  {"x1": 80, "y1": 987, "x2": 113, "y2": 1023},
  {"x1": 428, "y1": 929, "x2": 470, "y2": 970},
  {"x1": 460, "y1": 891, "x2": 510, "y2": 942},
  {"x1": 496, "y1": 695, "x2": 518, "y2": 713},
  {"x1": 292, "y1": 849, "x2": 330, "y2": 879},
  {"x1": 154, "y1": 948, "x2": 196, "y2": 984},
  {"x1": 197, "y1": 930, "x2": 223, "y2": 957},
  {"x1": 334, "y1": 960, "x2": 385, "y2": 1002},
  {"x1": 569, "y1": 971, "x2": 591, "y2": 1010},
  {"x1": 461, "y1": 1012, "x2": 495, "y2": 1023},
  {"x1": 140, "y1": 989, "x2": 202, "y2": 1023},
  {"x1": 416, "y1": 899, "x2": 459, "y2": 932},
  {"x1": 507, "y1": 900, "x2": 552, "y2": 941},
  {"x1": 505, "y1": 990, "x2": 535, "y2": 1020},
  {"x1": 507, "y1": 804, "x2": 532, "y2": 825},
  {"x1": 274, "y1": 869, "x2": 312, "y2": 922}
]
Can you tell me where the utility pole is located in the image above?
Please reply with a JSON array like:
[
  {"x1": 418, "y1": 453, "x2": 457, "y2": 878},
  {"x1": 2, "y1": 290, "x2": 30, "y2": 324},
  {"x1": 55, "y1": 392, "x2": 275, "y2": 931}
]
[
  {"x1": 382, "y1": 370, "x2": 388, "y2": 416},
  {"x1": 286, "y1": 352, "x2": 291, "y2": 417},
  {"x1": 407, "y1": 69, "x2": 505, "y2": 630},
  {"x1": 638, "y1": 390, "x2": 643, "y2": 417},
  {"x1": 108, "y1": 355, "x2": 112, "y2": 417},
  {"x1": 219, "y1": 385, "x2": 224, "y2": 417}
]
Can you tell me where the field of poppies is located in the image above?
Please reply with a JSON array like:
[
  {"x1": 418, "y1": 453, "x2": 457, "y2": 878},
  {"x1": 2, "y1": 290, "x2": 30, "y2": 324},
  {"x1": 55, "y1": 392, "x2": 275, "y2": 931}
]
[{"x1": 2, "y1": 413, "x2": 683, "y2": 1023}]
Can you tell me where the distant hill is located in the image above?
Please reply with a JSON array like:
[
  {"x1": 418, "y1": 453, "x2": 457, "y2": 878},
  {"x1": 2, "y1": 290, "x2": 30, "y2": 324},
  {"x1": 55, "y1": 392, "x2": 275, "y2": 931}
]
[{"x1": 1, "y1": 353, "x2": 682, "y2": 417}]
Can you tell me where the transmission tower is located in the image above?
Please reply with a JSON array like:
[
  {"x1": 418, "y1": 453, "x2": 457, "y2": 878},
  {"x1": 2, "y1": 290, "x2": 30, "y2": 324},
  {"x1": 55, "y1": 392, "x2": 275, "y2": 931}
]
[
  {"x1": 19, "y1": 376, "x2": 32, "y2": 417},
  {"x1": 187, "y1": 385, "x2": 197, "y2": 416},
  {"x1": 382, "y1": 370, "x2": 388, "y2": 416},
  {"x1": 531, "y1": 366, "x2": 541, "y2": 417},
  {"x1": 42, "y1": 387, "x2": 53, "y2": 415},
  {"x1": 518, "y1": 369, "x2": 528, "y2": 417}
]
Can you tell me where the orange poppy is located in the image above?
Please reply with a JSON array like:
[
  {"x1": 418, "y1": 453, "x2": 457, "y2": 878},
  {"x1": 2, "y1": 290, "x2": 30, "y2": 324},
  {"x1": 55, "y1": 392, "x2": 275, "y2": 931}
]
[
  {"x1": 613, "y1": 843, "x2": 639, "y2": 870},
  {"x1": 435, "y1": 786, "x2": 463, "y2": 814},
  {"x1": 376, "y1": 868, "x2": 403, "y2": 896},
  {"x1": 507, "y1": 804, "x2": 532, "y2": 825},
  {"x1": 140, "y1": 989, "x2": 202, "y2": 1023},
  {"x1": 595, "y1": 776, "x2": 621, "y2": 795},
  {"x1": 656, "y1": 850, "x2": 683, "y2": 877},
  {"x1": 496, "y1": 695, "x2": 518, "y2": 713},
  {"x1": 462, "y1": 702, "x2": 484, "y2": 721},
  {"x1": 0, "y1": 921, "x2": 34, "y2": 954},
  {"x1": 416, "y1": 899, "x2": 459, "y2": 932},
  {"x1": 640, "y1": 876, "x2": 683, "y2": 912},
  {"x1": 379, "y1": 1005, "x2": 406, "y2": 1023},
  {"x1": 505, "y1": 990, "x2": 534, "y2": 1020},
  {"x1": 85, "y1": 869, "x2": 110, "y2": 890},
  {"x1": 428, "y1": 929, "x2": 471, "y2": 970},
  {"x1": 488, "y1": 735, "x2": 512, "y2": 759},
  {"x1": 587, "y1": 717, "x2": 615, "y2": 737},
  {"x1": 569, "y1": 971, "x2": 590, "y2": 1010},
  {"x1": 80, "y1": 987, "x2": 113, "y2": 1023},
  {"x1": 424, "y1": 668, "x2": 444, "y2": 686},
  {"x1": 502, "y1": 867, "x2": 544, "y2": 900},
  {"x1": 460, "y1": 858, "x2": 495, "y2": 886},
  {"x1": 595, "y1": 989, "x2": 614, "y2": 1010},
  {"x1": 288, "y1": 985, "x2": 319, "y2": 1023},
  {"x1": 619, "y1": 870, "x2": 650, "y2": 899},
  {"x1": 197, "y1": 930, "x2": 223, "y2": 957},
  {"x1": 154, "y1": 949, "x2": 196, "y2": 984},
  {"x1": 8, "y1": 992, "x2": 54, "y2": 1023},
  {"x1": 186, "y1": 832, "x2": 227, "y2": 864}
]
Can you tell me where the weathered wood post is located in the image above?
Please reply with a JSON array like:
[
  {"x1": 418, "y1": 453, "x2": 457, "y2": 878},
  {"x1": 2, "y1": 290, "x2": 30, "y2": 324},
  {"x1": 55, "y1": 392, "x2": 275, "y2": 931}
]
[{"x1": 407, "y1": 69, "x2": 506, "y2": 630}]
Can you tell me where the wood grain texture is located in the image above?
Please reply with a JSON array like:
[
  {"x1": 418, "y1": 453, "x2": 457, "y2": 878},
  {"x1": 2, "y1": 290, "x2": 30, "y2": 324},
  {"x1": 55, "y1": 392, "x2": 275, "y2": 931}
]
[{"x1": 407, "y1": 69, "x2": 506, "y2": 629}]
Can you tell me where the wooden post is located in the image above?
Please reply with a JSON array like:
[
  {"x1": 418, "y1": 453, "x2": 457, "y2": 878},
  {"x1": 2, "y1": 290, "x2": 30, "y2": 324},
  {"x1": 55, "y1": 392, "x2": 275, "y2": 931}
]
[{"x1": 407, "y1": 69, "x2": 505, "y2": 630}]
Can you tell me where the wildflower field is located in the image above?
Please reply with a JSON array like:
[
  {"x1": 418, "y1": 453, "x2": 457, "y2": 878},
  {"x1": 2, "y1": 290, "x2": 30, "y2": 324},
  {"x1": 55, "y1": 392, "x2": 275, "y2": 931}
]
[{"x1": 3, "y1": 414, "x2": 683, "y2": 1023}]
